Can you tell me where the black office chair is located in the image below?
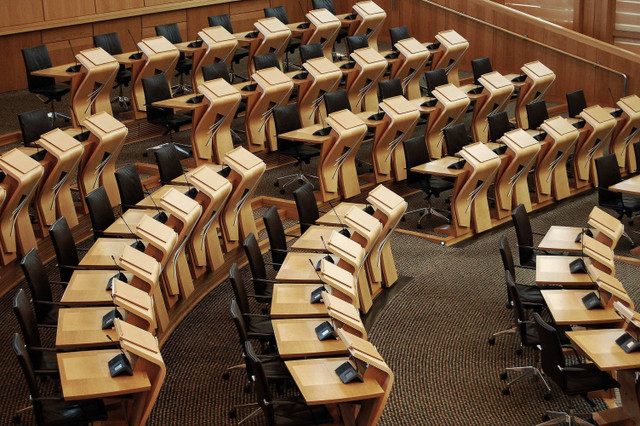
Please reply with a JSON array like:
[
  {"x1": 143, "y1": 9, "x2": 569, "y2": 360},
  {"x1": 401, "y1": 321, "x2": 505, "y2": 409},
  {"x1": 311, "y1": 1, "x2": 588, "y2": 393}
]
[
  {"x1": 402, "y1": 136, "x2": 453, "y2": 228},
  {"x1": 534, "y1": 312, "x2": 620, "y2": 424},
  {"x1": 17, "y1": 109, "x2": 53, "y2": 147},
  {"x1": 487, "y1": 111, "x2": 515, "y2": 142},
  {"x1": 378, "y1": 78, "x2": 403, "y2": 101},
  {"x1": 424, "y1": 68, "x2": 448, "y2": 97},
  {"x1": 511, "y1": 203, "x2": 548, "y2": 269},
  {"x1": 12, "y1": 333, "x2": 109, "y2": 426},
  {"x1": 526, "y1": 100, "x2": 549, "y2": 130},
  {"x1": 85, "y1": 187, "x2": 116, "y2": 240},
  {"x1": 208, "y1": 14, "x2": 249, "y2": 81},
  {"x1": 443, "y1": 123, "x2": 471, "y2": 156},
  {"x1": 244, "y1": 340, "x2": 333, "y2": 426},
  {"x1": 155, "y1": 23, "x2": 193, "y2": 94},
  {"x1": 293, "y1": 183, "x2": 321, "y2": 234},
  {"x1": 153, "y1": 143, "x2": 185, "y2": 185},
  {"x1": 20, "y1": 248, "x2": 65, "y2": 327},
  {"x1": 264, "y1": 6, "x2": 301, "y2": 71},
  {"x1": 346, "y1": 34, "x2": 369, "y2": 57},
  {"x1": 13, "y1": 289, "x2": 58, "y2": 377},
  {"x1": 566, "y1": 89, "x2": 587, "y2": 119},
  {"x1": 21, "y1": 45, "x2": 71, "y2": 123},
  {"x1": 243, "y1": 233, "x2": 277, "y2": 301},
  {"x1": 471, "y1": 56, "x2": 493, "y2": 85},
  {"x1": 299, "y1": 43, "x2": 323, "y2": 65},
  {"x1": 202, "y1": 62, "x2": 232, "y2": 83},
  {"x1": 389, "y1": 26, "x2": 410, "y2": 50},
  {"x1": 253, "y1": 53, "x2": 282, "y2": 72},
  {"x1": 262, "y1": 206, "x2": 297, "y2": 268},
  {"x1": 49, "y1": 217, "x2": 84, "y2": 283},
  {"x1": 272, "y1": 103, "x2": 320, "y2": 192},
  {"x1": 324, "y1": 90, "x2": 351, "y2": 115},
  {"x1": 141, "y1": 73, "x2": 192, "y2": 141},
  {"x1": 93, "y1": 32, "x2": 132, "y2": 107},
  {"x1": 115, "y1": 164, "x2": 145, "y2": 212}
]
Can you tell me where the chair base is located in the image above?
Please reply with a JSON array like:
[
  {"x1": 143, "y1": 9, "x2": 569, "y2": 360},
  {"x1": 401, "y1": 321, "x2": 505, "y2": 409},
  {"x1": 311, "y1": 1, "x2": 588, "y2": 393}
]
[
  {"x1": 537, "y1": 410, "x2": 594, "y2": 425},
  {"x1": 274, "y1": 171, "x2": 318, "y2": 194},
  {"x1": 171, "y1": 84, "x2": 193, "y2": 97},
  {"x1": 404, "y1": 206, "x2": 450, "y2": 229},
  {"x1": 111, "y1": 95, "x2": 130, "y2": 109},
  {"x1": 501, "y1": 365, "x2": 552, "y2": 397},
  {"x1": 488, "y1": 326, "x2": 516, "y2": 345}
]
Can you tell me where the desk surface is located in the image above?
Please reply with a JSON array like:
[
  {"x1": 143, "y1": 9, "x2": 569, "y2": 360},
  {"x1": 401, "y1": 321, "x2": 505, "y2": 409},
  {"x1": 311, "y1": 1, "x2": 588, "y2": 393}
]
[
  {"x1": 31, "y1": 63, "x2": 80, "y2": 78},
  {"x1": 537, "y1": 226, "x2": 584, "y2": 253},
  {"x1": 104, "y1": 209, "x2": 158, "y2": 237},
  {"x1": 152, "y1": 94, "x2": 204, "y2": 110},
  {"x1": 136, "y1": 185, "x2": 185, "y2": 208},
  {"x1": 541, "y1": 289, "x2": 623, "y2": 325},
  {"x1": 316, "y1": 203, "x2": 366, "y2": 226},
  {"x1": 292, "y1": 226, "x2": 343, "y2": 252},
  {"x1": 273, "y1": 318, "x2": 348, "y2": 359},
  {"x1": 270, "y1": 284, "x2": 329, "y2": 319},
  {"x1": 275, "y1": 252, "x2": 327, "y2": 283},
  {"x1": 278, "y1": 124, "x2": 331, "y2": 145},
  {"x1": 567, "y1": 329, "x2": 640, "y2": 371},
  {"x1": 80, "y1": 239, "x2": 138, "y2": 269},
  {"x1": 56, "y1": 307, "x2": 119, "y2": 349},
  {"x1": 57, "y1": 349, "x2": 151, "y2": 400},
  {"x1": 610, "y1": 174, "x2": 640, "y2": 195},
  {"x1": 535, "y1": 255, "x2": 594, "y2": 287},
  {"x1": 61, "y1": 270, "x2": 131, "y2": 305},
  {"x1": 286, "y1": 357, "x2": 385, "y2": 405},
  {"x1": 411, "y1": 156, "x2": 467, "y2": 177}
]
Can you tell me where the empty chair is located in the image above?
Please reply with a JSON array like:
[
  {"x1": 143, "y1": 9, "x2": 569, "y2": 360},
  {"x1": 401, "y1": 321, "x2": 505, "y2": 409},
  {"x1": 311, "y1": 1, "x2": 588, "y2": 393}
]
[
  {"x1": 243, "y1": 232, "x2": 277, "y2": 301},
  {"x1": 202, "y1": 62, "x2": 231, "y2": 83},
  {"x1": 471, "y1": 56, "x2": 493, "y2": 85},
  {"x1": 424, "y1": 68, "x2": 448, "y2": 97},
  {"x1": 262, "y1": 206, "x2": 293, "y2": 268},
  {"x1": 487, "y1": 111, "x2": 515, "y2": 142},
  {"x1": 511, "y1": 203, "x2": 547, "y2": 268},
  {"x1": 85, "y1": 187, "x2": 116, "y2": 240},
  {"x1": 208, "y1": 14, "x2": 249, "y2": 81},
  {"x1": 299, "y1": 43, "x2": 324, "y2": 65},
  {"x1": 20, "y1": 249, "x2": 63, "y2": 326},
  {"x1": 324, "y1": 90, "x2": 351, "y2": 115},
  {"x1": 526, "y1": 100, "x2": 549, "y2": 130},
  {"x1": 595, "y1": 153, "x2": 640, "y2": 222},
  {"x1": 49, "y1": 217, "x2": 82, "y2": 283},
  {"x1": 93, "y1": 32, "x2": 132, "y2": 107},
  {"x1": 443, "y1": 123, "x2": 470, "y2": 156},
  {"x1": 566, "y1": 89, "x2": 587, "y2": 118},
  {"x1": 293, "y1": 183, "x2": 321, "y2": 234},
  {"x1": 141, "y1": 73, "x2": 192, "y2": 138},
  {"x1": 534, "y1": 312, "x2": 620, "y2": 423},
  {"x1": 389, "y1": 26, "x2": 410, "y2": 50},
  {"x1": 402, "y1": 136, "x2": 453, "y2": 228},
  {"x1": 346, "y1": 34, "x2": 369, "y2": 56},
  {"x1": 253, "y1": 53, "x2": 282, "y2": 72},
  {"x1": 115, "y1": 164, "x2": 145, "y2": 212},
  {"x1": 17, "y1": 109, "x2": 53, "y2": 147},
  {"x1": 496, "y1": 235, "x2": 545, "y2": 312},
  {"x1": 378, "y1": 78, "x2": 403, "y2": 101},
  {"x1": 13, "y1": 289, "x2": 58, "y2": 376},
  {"x1": 272, "y1": 103, "x2": 320, "y2": 192},
  {"x1": 264, "y1": 6, "x2": 301, "y2": 71},
  {"x1": 155, "y1": 23, "x2": 193, "y2": 94},
  {"x1": 154, "y1": 143, "x2": 185, "y2": 186},
  {"x1": 21, "y1": 45, "x2": 70, "y2": 122},
  {"x1": 228, "y1": 263, "x2": 275, "y2": 343}
]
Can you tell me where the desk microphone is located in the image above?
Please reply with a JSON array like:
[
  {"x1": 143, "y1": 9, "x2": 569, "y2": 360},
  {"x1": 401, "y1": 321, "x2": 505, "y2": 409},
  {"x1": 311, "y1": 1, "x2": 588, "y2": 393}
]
[
  {"x1": 315, "y1": 236, "x2": 335, "y2": 270},
  {"x1": 118, "y1": 213, "x2": 145, "y2": 252},
  {"x1": 569, "y1": 227, "x2": 587, "y2": 275},
  {"x1": 181, "y1": 166, "x2": 198, "y2": 199},
  {"x1": 608, "y1": 87, "x2": 623, "y2": 117},
  {"x1": 142, "y1": 183, "x2": 168, "y2": 224},
  {"x1": 105, "y1": 334, "x2": 133, "y2": 377},
  {"x1": 106, "y1": 255, "x2": 128, "y2": 291},
  {"x1": 101, "y1": 304, "x2": 122, "y2": 329},
  {"x1": 66, "y1": 40, "x2": 81, "y2": 72},
  {"x1": 327, "y1": 200, "x2": 351, "y2": 237},
  {"x1": 128, "y1": 30, "x2": 143, "y2": 59},
  {"x1": 308, "y1": 258, "x2": 326, "y2": 303},
  {"x1": 296, "y1": 0, "x2": 310, "y2": 29}
]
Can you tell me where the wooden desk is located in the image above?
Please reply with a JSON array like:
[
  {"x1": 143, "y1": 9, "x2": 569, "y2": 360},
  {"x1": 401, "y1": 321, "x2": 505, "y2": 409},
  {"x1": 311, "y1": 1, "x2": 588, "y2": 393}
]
[
  {"x1": 136, "y1": 185, "x2": 186, "y2": 208},
  {"x1": 541, "y1": 290, "x2": 623, "y2": 326},
  {"x1": 610, "y1": 174, "x2": 640, "y2": 195},
  {"x1": 270, "y1": 284, "x2": 329, "y2": 318},
  {"x1": 316, "y1": 203, "x2": 366, "y2": 226},
  {"x1": 31, "y1": 64, "x2": 83, "y2": 125},
  {"x1": 535, "y1": 255, "x2": 595, "y2": 287},
  {"x1": 537, "y1": 226, "x2": 584, "y2": 253},
  {"x1": 57, "y1": 349, "x2": 151, "y2": 400},
  {"x1": 276, "y1": 252, "x2": 327, "y2": 283},
  {"x1": 61, "y1": 270, "x2": 132, "y2": 306},
  {"x1": 292, "y1": 226, "x2": 342, "y2": 252},
  {"x1": 104, "y1": 209, "x2": 159, "y2": 237},
  {"x1": 272, "y1": 318, "x2": 348, "y2": 359},
  {"x1": 80, "y1": 239, "x2": 138, "y2": 269},
  {"x1": 285, "y1": 357, "x2": 385, "y2": 405},
  {"x1": 56, "y1": 307, "x2": 119, "y2": 349}
]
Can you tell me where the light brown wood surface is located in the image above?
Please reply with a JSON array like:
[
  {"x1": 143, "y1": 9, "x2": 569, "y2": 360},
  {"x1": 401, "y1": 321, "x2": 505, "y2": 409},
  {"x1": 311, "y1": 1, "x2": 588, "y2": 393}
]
[{"x1": 272, "y1": 318, "x2": 349, "y2": 359}]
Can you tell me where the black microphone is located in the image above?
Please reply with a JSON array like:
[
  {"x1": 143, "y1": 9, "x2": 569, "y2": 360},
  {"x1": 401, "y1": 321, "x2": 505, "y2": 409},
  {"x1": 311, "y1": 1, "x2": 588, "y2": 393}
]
[
  {"x1": 142, "y1": 183, "x2": 168, "y2": 224},
  {"x1": 570, "y1": 227, "x2": 587, "y2": 274},
  {"x1": 181, "y1": 166, "x2": 198, "y2": 199},
  {"x1": 102, "y1": 304, "x2": 122, "y2": 329},
  {"x1": 66, "y1": 40, "x2": 81, "y2": 72},
  {"x1": 574, "y1": 227, "x2": 593, "y2": 243},
  {"x1": 327, "y1": 200, "x2": 351, "y2": 237},
  {"x1": 128, "y1": 30, "x2": 143, "y2": 59},
  {"x1": 297, "y1": 0, "x2": 310, "y2": 28},
  {"x1": 106, "y1": 255, "x2": 128, "y2": 291},
  {"x1": 315, "y1": 236, "x2": 335, "y2": 270},
  {"x1": 308, "y1": 259, "x2": 326, "y2": 303},
  {"x1": 118, "y1": 213, "x2": 145, "y2": 252},
  {"x1": 105, "y1": 334, "x2": 133, "y2": 377},
  {"x1": 609, "y1": 87, "x2": 623, "y2": 117}
]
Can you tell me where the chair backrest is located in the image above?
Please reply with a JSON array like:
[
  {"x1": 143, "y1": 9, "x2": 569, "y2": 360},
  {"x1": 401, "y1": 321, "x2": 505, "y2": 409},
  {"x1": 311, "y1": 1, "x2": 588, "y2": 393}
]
[
  {"x1": 85, "y1": 187, "x2": 116, "y2": 240},
  {"x1": 511, "y1": 204, "x2": 534, "y2": 267},
  {"x1": 506, "y1": 275, "x2": 537, "y2": 347},
  {"x1": 262, "y1": 206, "x2": 288, "y2": 267},
  {"x1": 424, "y1": 68, "x2": 448, "y2": 97},
  {"x1": 18, "y1": 109, "x2": 52, "y2": 146},
  {"x1": 389, "y1": 26, "x2": 410, "y2": 50},
  {"x1": 533, "y1": 312, "x2": 566, "y2": 388},
  {"x1": 403, "y1": 136, "x2": 430, "y2": 187},
  {"x1": 526, "y1": 100, "x2": 548, "y2": 130},
  {"x1": 566, "y1": 89, "x2": 587, "y2": 118},
  {"x1": 264, "y1": 5, "x2": 289, "y2": 24},
  {"x1": 242, "y1": 233, "x2": 271, "y2": 296},
  {"x1": 487, "y1": 111, "x2": 511, "y2": 142},
  {"x1": 378, "y1": 78, "x2": 403, "y2": 101},
  {"x1": 208, "y1": 14, "x2": 233, "y2": 33},
  {"x1": 115, "y1": 164, "x2": 145, "y2": 212},
  {"x1": 293, "y1": 183, "x2": 319, "y2": 234},
  {"x1": 595, "y1": 153, "x2": 624, "y2": 208},
  {"x1": 498, "y1": 234, "x2": 516, "y2": 280},
  {"x1": 22, "y1": 45, "x2": 55, "y2": 91},
  {"x1": 228, "y1": 263, "x2": 251, "y2": 315},
  {"x1": 471, "y1": 56, "x2": 492, "y2": 85},
  {"x1": 244, "y1": 340, "x2": 275, "y2": 422},
  {"x1": 154, "y1": 143, "x2": 184, "y2": 185},
  {"x1": 13, "y1": 289, "x2": 44, "y2": 367},
  {"x1": 324, "y1": 90, "x2": 351, "y2": 116},
  {"x1": 202, "y1": 63, "x2": 231, "y2": 83},
  {"x1": 443, "y1": 123, "x2": 469, "y2": 156},
  {"x1": 634, "y1": 141, "x2": 640, "y2": 173},
  {"x1": 253, "y1": 53, "x2": 282, "y2": 72},
  {"x1": 13, "y1": 333, "x2": 41, "y2": 403},
  {"x1": 93, "y1": 32, "x2": 123, "y2": 55},
  {"x1": 346, "y1": 34, "x2": 369, "y2": 56},
  {"x1": 230, "y1": 301, "x2": 256, "y2": 383},
  {"x1": 155, "y1": 23, "x2": 183, "y2": 44},
  {"x1": 49, "y1": 217, "x2": 79, "y2": 283},
  {"x1": 141, "y1": 73, "x2": 173, "y2": 123},
  {"x1": 312, "y1": 0, "x2": 336, "y2": 14},
  {"x1": 299, "y1": 43, "x2": 324, "y2": 64},
  {"x1": 20, "y1": 249, "x2": 54, "y2": 324},
  {"x1": 273, "y1": 103, "x2": 302, "y2": 152}
]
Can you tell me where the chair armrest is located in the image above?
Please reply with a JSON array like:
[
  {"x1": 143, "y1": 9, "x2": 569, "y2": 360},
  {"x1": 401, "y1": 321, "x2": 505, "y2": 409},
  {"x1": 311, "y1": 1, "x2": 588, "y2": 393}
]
[
  {"x1": 254, "y1": 278, "x2": 281, "y2": 284},
  {"x1": 34, "y1": 300, "x2": 67, "y2": 307},
  {"x1": 264, "y1": 261, "x2": 282, "y2": 267},
  {"x1": 562, "y1": 344, "x2": 582, "y2": 362},
  {"x1": 271, "y1": 248, "x2": 290, "y2": 253},
  {"x1": 285, "y1": 233, "x2": 300, "y2": 238},
  {"x1": 77, "y1": 247, "x2": 90, "y2": 252},
  {"x1": 30, "y1": 346, "x2": 58, "y2": 352},
  {"x1": 514, "y1": 264, "x2": 536, "y2": 271},
  {"x1": 49, "y1": 280, "x2": 68, "y2": 286},
  {"x1": 558, "y1": 365, "x2": 588, "y2": 373},
  {"x1": 532, "y1": 231, "x2": 546, "y2": 236},
  {"x1": 34, "y1": 369, "x2": 59, "y2": 375},
  {"x1": 245, "y1": 313, "x2": 270, "y2": 319},
  {"x1": 32, "y1": 396, "x2": 64, "y2": 401}
]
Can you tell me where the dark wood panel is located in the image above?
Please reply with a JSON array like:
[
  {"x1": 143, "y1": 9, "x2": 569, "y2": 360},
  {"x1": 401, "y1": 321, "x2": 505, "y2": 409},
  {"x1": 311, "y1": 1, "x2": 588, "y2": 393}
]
[
  {"x1": 42, "y1": 0, "x2": 96, "y2": 21},
  {"x1": 93, "y1": 17, "x2": 143, "y2": 53},
  {"x1": 97, "y1": 0, "x2": 145, "y2": 14},
  {"x1": 0, "y1": 31, "x2": 42, "y2": 93},
  {"x1": 0, "y1": 0, "x2": 43, "y2": 28},
  {"x1": 186, "y1": 3, "x2": 228, "y2": 40}
]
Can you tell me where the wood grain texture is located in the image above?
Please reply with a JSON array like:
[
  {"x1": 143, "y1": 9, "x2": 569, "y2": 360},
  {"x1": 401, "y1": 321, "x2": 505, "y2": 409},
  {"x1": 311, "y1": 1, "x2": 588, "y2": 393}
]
[
  {"x1": 0, "y1": 0, "x2": 43, "y2": 28},
  {"x1": 43, "y1": 0, "x2": 96, "y2": 21},
  {"x1": 96, "y1": 0, "x2": 145, "y2": 14}
]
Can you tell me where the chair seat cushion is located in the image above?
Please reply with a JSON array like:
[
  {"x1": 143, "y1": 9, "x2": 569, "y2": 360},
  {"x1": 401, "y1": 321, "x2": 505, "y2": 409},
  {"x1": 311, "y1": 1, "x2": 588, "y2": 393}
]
[
  {"x1": 287, "y1": 40, "x2": 301, "y2": 54},
  {"x1": 273, "y1": 400, "x2": 333, "y2": 426},
  {"x1": 115, "y1": 69, "x2": 132, "y2": 86},
  {"x1": 31, "y1": 83, "x2": 70, "y2": 101},
  {"x1": 176, "y1": 58, "x2": 193, "y2": 74},
  {"x1": 233, "y1": 48, "x2": 249, "y2": 64},
  {"x1": 247, "y1": 316, "x2": 274, "y2": 336},
  {"x1": 515, "y1": 283, "x2": 543, "y2": 306},
  {"x1": 165, "y1": 113, "x2": 192, "y2": 130},
  {"x1": 412, "y1": 176, "x2": 454, "y2": 196},
  {"x1": 622, "y1": 195, "x2": 640, "y2": 215},
  {"x1": 564, "y1": 363, "x2": 620, "y2": 395},
  {"x1": 41, "y1": 398, "x2": 107, "y2": 426},
  {"x1": 262, "y1": 358, "x2": 291, "y2": 381},
  {"x1": 36, "y1": 350, "x2": 59, "y2": 372}
]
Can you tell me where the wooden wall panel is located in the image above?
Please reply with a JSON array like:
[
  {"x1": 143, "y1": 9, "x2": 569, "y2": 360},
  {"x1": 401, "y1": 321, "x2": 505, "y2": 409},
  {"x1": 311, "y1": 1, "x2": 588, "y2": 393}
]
[
  {"x1": 141, "y1": 10, "x2": 187, "y2": 39},
  {"x1": 93, "y1": 17, "x2": 143, "y2": 53},
  {"x1": 42, "y1": 0, "x2": 96, "y2": 21},
  {"x1": 144, "y1": 0, "x2": 179, "y2": 5},
  {"x1": 230, "y1": 10, "x2": 264, "y2": 32},
  {"x1": 96, "y1": 0, "x2": 145, "y2": 14},
  {"x1": 0, "y1": 0, "x2": 43, "y2": 28},
  {"x1": 269, "y1": 0, "x2": 313, "y2": 24},
  {"x1": 186, "y1": 3, "x2": 228, "y2": 41},
  {"x1": 0, "y1": 31, "x2": 42, "y2": 93}
]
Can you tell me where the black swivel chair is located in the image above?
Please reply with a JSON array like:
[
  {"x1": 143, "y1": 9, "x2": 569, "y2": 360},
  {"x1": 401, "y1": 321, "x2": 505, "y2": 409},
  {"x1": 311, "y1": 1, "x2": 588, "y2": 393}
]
[
  {"x1": 153, "y1": 143, "x2": 186, "y2": 186},
  {"x1": 49, "y1": 217, "x2": 84, "y2": 283},
  {"x1": 85, "y1": 187, "x2": 116, "y2": 240},
  {"x1": 299, "y1": 43, "x2": 324, "y2": 65},
  {"x1": 324, "y1": 90, "x2": 351, "y2": 115},
  {"x1": 378, "y1": 78, "x2": 403, "y2": 101},
  {"x1": 566, "y1": 89, "x2": 587, "y2": 119},
  {"x1": 389, "y1": 26, "x2": 410, "y2": 50},
  {"x1": 13, "y1": 289, "x2": 58, "y2": 377},
  {"x1": 202, "y1": 62, "x2": 232, "y2": 83},
  {"x1": 93, "y1": 32, "x2": 132, "y2": 108},
  {"x1": 243, "y1": 233, "x2": 277, "y2": 301},
  {"x1": 12, "y1": 333, "x2": 109, "y2": 426},
  {"x1": 141, "y1": 73, "x2": 192, "y2": 142},
  {"x1": 424, "y1": 68, "x2": 448, "y2": 97},
  {"x1": 253, "y1": 53, "x2": 282, "y2": 72},
  {"x1": 272, "y1": 103, "x2": 320, "y2": 192},
  {"x1": 534, "y1": 312, "x2": 620, "y2": 424},
  {"x1": 264, "y1": 6, "x2": 301, "y2": 71},
  {"x1": 346, "y1": 34, "x2": 369, "y2": 58},
  {"x1": 443, "y1": 123, "x2": 471, "y2": 156},
  {"x1": 487, "y1": 111, "x2": 515, "y2": 142},
  {"x1": 21, "y1": 45, "x2": 71, "y2": 123},
  {"x1": 526, "y1": 100, "x2": 549, "y2": 130},
  {"x1": 18, "y1": 109, "x2": 53, "y2": 148},
  {"x1": 115, "y1": 164, "x2": 145, "y2": 212},
  {"x1": 511, "y1": 203, "x2": 547, "y2": 269},
  {"x1": 402, "y1": 136, "x2": 453, "y2": 228},
  {"x1": 262, "y1": 206, "x2": 296, "y2": 268},
  {"x1": 208, "y1": 14, "x2": 249, "y2": 81},
  {"x1": 20, "y1": 248, "x2": 65, "y2": 327},
  {"x1": 155, "y1": 23, "x2": 193, "y2": 94},
  {"x1": 471, "y1": 56, "x2": 493, "y2": 85},
  {"x1": 293, "y1": 183, "x2": 321, "y2": 234}
]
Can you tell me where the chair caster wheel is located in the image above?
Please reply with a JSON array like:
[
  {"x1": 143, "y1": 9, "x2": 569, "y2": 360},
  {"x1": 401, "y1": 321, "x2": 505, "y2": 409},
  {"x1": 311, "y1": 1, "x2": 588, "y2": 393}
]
[
  {"x1": 274, "y1": 181, "x2": 279, "y2": 187},
  {"x1": 222, "y1": 373, "x2": 230, "y2": 380},
  {"x1": 516, "y1": 348, "x2": 523, "y2": 356},
  {"x1": 417, "y1": 223, "x2": 422, "y2": 229},
  {"x1": 244, "y1": 385, "x2": 251, "y2": 394},
  {"x1": 298, "y1": 179, "x2": 304, "y2": 184},
  {"x1": 502, "y1": 388, "x2": 510, "y2": 396},
  {"x1": 400, "y1": 217, "x2": 405, "y2": 222},
  {"x1": 506, "y1": 302, "x2": 512, "y2": 309},
  {"x1": 280, "y1": 189, "x2": 285, "y2": 194},
  {"x1": 499, "y1": 372, "x2": 507, "y2": 380},
  {"x1": 488, "y1": 337, "x2": 495, "y2": 346},
  {"x1": 542, "y1": 415, "x2": 550, "y2": 422},
  {"x1": 544, "y1": 393, "x2": 552, "y2": 401},
  {"x1": 228, "y1": 410, "x2": 237, "y2": 419}
]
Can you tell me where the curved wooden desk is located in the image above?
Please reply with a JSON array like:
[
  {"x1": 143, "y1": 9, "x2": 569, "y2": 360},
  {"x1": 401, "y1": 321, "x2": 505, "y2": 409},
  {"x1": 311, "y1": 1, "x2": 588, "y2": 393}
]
[
  {"x1": 350, "y1": 1, "x2": 386, "y2": 51},
  {"x1": 345, "y1": 47, "x2": 387, "y2": 113},
  {"x1": 471, "y1": 71, "x2": 514, "y2": 143},
  {"x1": 73, "y1": 47, "x2": 119, "y2": 126},
  {"x1": 425, "y1": 83, "x2": 470, "y2": 159},
  {"x1": 430, "y1": 29, "x2": 468, "y2": 86},
  {"x1": 304, "y1": 8, "x2": 341, "y2": 60},
  {"x1": 610, "y1": 94, "x2": 640, "y2": 173},
  {"x1": 515, "y1": 61, "x2": 555, "y2": 129},
  {"x1": 298, "y1": 57, "x2": 342, "y2": 127},
  {"x1": 192, "y1": 26, "x2": 238, "y2": 92},
  {"x1": 389, "y1": 37, "x2": 430, "y2": 101},
  {"x1": 574, "y1": 105, "x2": 617, "y2": 188},
  {"x1": 248, "y1": 18, "x2": 292, "y2": 75}
]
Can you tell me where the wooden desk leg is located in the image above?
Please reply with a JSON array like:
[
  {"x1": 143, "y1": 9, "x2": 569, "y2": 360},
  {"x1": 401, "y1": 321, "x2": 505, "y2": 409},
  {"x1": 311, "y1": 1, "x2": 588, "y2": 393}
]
[{"x1": 619, "y1": 370, "x2": 640, "y2": 423}]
